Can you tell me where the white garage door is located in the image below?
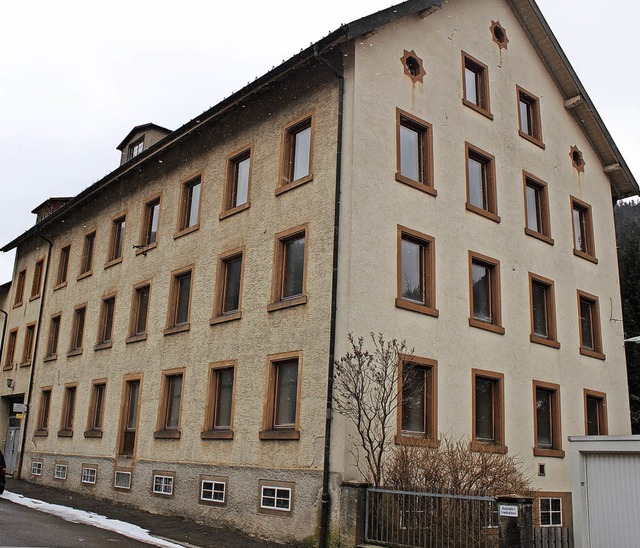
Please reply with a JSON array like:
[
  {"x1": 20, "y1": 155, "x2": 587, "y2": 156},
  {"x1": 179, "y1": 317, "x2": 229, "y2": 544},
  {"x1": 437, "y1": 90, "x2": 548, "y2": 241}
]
[{"x1": 585, "y1": 453, "x2": 640, "y2": 547}]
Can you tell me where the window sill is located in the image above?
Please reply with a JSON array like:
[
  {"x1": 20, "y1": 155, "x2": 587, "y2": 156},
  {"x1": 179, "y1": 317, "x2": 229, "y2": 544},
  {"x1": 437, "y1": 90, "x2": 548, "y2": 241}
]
[
  {"x1": 210, "y1": 312, "x2": 242, "y2": 326},
  {"x1": 275, "y1": 174, "x2": 313, "y2": 196},
  {"x1": 53, "y1": 282, "x2": 68, "y2": 291},
  {"x1": 395, "y1": 173, "x2": 438, "y2": 196},
  {"x1": 84, "y1": 429, "x2": 103, "y2": 438},
  {"x1": 135, "y1": 242, "x2": 157, "y2": 256},
  {"x1": 530, "y1": 335, "x2": 561, "y2": 349},
  {"x1": 29, "y1": 294, "x2": 41, "y2": 302},
  {"x1": 154, "y1": 430, "x2": 181, "y2": 439},
  {"x1": 163, "y1": 323, "x2": 190, "y2": 336},
  {"x1": 2, "y1": 365, "x2": 13, "y2": 372},
  {"x1": 573, "y1": 249, "x2": 598, "y2": 264},
  {"x1": 533, "y1": 448, "x2": 565, "y2": 458},
  {"x1": 57, "y1": 430, "x2": 73, "y2": 438},
  {"x1": 19, "y1": 360, "x2": 32, "y2": 368},
  {"x1": 580, "y1": 347, "x2": 606, "y2": 361},
  {"x1": 33, "y1": 430, "x2": 48, "y2": 438},
  {"x1": 466, "y1": 203, "x2": 501, "y2": 223},
  {"x1": 201, "y1": 430, "x2": 234, "y2": 440},
  {"x1": 174, "y1": 224, "x2": 200, "y2": 240},
  {"x1": 259, "y1": 429, "x2": 300, "y2": 441},
  {"x1": 67, "y1": 348, "x2": 83, "y2": 358},
  {"x1": 43, "y1": 354, "x2": 58, "y2": 363},
  {"x1": 77, "y1": 270, "x2": 93, "y2": 281},
  {"x1": 267, "y1": 295, "x2": 307, "y2": 313},
  {"x1": 104, "y1": 257, "x2": 123, "y2": 270},
  {"x1": 125, "y1": 333, "x2": 147, "y2": 344},
  {"x1": 94, "y1": 341, "x2": 113, "y2": 352},
  {"x1": 462, "y1": 99, "x2": 494, "y2": 120},
  {"x1": 469, "y1": 318, "x2": 505, "y2": 335},
  {"x1": 518, "y1": 130, "x2": 545, "y2": 150},
  {"x1": 395, "y1": 298, "x2": 439, "y2": 318},
  {"x1": 395, "y1": 434, "x2": 439, "y2": 448},
  {"x1": 13, "y1": 302, "x2": 23, "y2": 309},
  {"x1": 219, "y1": 202, "x2": 250, "y2": 220},
  {"x1": 471, "y1": 441, "x2": 508, "y2": 454},
  {"x1": 524, "y1": 228, "x2": 554, "y2": 246}
]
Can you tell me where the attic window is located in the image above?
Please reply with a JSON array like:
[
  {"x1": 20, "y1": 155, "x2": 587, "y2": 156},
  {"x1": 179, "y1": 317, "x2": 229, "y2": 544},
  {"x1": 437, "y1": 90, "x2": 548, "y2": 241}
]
[
  {"x1": 490, "y1": 21, "x2": 509, "y2": 49},
  {"x1": 128, "y1": 138, "x2": 144, "y2": 160},
  {"x1": 570, "y1": 146, "x2": 585, "y2": 173},
  {"x1": 401, "y1": 50, "x2": 426, "y2": 84}
]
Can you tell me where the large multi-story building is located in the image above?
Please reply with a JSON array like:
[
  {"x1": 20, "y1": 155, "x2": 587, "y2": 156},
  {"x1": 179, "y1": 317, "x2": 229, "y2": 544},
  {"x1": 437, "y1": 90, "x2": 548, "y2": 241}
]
[{"x1": 0, "y1": 0, "x2": 637, "y2": 543}]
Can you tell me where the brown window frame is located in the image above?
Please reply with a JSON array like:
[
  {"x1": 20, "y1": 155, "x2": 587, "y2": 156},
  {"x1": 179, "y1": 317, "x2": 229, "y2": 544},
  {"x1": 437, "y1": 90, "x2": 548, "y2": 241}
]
[
  {"x1": 472, "y1": 369, "x2": 506, "y2": 452},
  {"x1": 35, "y1": 387, "x2": 53, "y2": 436},
  {"x1": 127, "y1": 280, "x2": 151, "y2": 343},
  {"x1": 20, "y1": 322, "x2": 36, "y2": 366},
  {"x1": 396, "y1": 226, "x2": 438, "y2": 317},
  {"x1": 139, "y1": 194, "x2": 162, "y2": 253},
  {"x1": 584, "y1": 389, "x2": 608, "y2": 436},
  {"x1": 468, "y1": 251, "x2": 504, "y2": 335},
  {"x1": 523, "y1": 172, "x2": 553, "y2": 245},
  {"x1": 154, "y1": 368, "x2": 185, "y2": 439},
  {"x1": 78, "y1": 229, "x2": 96, "y2": 280},
  {"x1": 529, "y1": 273, "x2": 559, "y2": 349},
  {"x1": 30, "y1": 258, "x2": 44, "y2": 300},
  {"x1": 95, "y1": 293, "x2": 116, "y2": 350},
  {"x1": 13, "y1": 269, "x2": 26, "y2": 307},
  {"x1": 117, "y1": 374, "x2": 142, "y2": 458},
  {"x1": 55, "y1": 244, "x2": 71, "y2": 289},
  {"x1": 396, "y1": 355, "x2": 438, "y2": 446},
  {"x1": 45, "y1": 313, "x2": 62, "y2": 361},
  {"x1": 462, "y1": 52, "x2": 492, "y2": 119},
  {"x1": 260, "y1": 351, "x2": 302, "y2": 441},
  {"x1": 465, "y1": 142, "x2": 499, "y2": 223},
  {"x1": 164, "y1": 266, "x2": 194, "y2": 335},
  {"x1": 68, "y1": 303, "x2": 87, "y2": 357},
  {"x1": 517, "y1": 85, "x2": 544, "y2": 148},
  {"x1": 395, "y1": 109, "x2": 436, "y2": 195},
  {"x1": 58, "y1": 383, "x2": 77, "y2": 437},
  {"x1": 221, "y1": 145, "x2": 252, "y2": 218},
  {"x1": 571, "y1": 196, "x2": 597, "y2": 263},
  {"x1": 3, "y1": 329, "x2": 18, "y2": 370},
  {"x1": 277, "y1": 111, "x2": 314, "y2": 194},
  {"x1": 175, "y1": 173, "x2": 203, "y2": 237},
  {"x1": 533, "y1": 380, "x2": 564, "y2": 458},
  {"x1": 106, "y1": 213, "x2": 126, "y2": 267},
  {"x1": 211, "y1": 247, "x2": 244, "y2": 325},
  {"x1": 268, "y1": 225, "x2": 308, "y2": 312},
  {"x1": 577, "y1": 290, "x2": 605, "y2": 360},
  {"x1": 85, "y1": 380, "x2": 107, "y2": 438},
  {"x1": 202, "y1": 360, "x2": 236, "y2": 440}
]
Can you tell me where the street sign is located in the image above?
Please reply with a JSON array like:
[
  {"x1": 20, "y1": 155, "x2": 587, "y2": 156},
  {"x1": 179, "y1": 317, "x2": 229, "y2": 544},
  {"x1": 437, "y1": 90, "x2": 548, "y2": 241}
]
[
  {"x1": 499, "y1": 504, "x2": 519, "y2": 518},
  {"x1": 13, "y1": 403, "x2": 27, "y2": 413}
]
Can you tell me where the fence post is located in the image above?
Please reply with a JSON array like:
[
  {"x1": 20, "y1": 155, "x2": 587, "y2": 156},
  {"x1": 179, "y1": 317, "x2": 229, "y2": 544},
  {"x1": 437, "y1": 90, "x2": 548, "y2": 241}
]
[
  {"x1": 339, "y1": 481, "x2": 369, "y2": 546},
  {"x1": 496, "y1": 494, "x2": 534, "y2": 548}
]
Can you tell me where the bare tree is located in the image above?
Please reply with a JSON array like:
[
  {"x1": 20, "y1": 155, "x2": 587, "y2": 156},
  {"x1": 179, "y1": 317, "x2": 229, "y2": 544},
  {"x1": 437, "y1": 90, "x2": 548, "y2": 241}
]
[{"x1": 333, "y1": 333, "x2": 412, "y2": 487}]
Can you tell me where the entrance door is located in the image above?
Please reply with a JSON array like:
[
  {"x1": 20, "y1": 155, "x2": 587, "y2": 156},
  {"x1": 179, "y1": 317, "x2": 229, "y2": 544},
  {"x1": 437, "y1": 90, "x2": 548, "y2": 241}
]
[{"x1": 4, "y1": 418, "x2": 21, "y2": 474}]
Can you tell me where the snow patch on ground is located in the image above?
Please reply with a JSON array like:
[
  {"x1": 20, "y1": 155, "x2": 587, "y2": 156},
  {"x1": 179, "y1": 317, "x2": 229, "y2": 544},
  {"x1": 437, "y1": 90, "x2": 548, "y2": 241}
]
[{"x1": 0, "y1": 490, "x2": 185, "y2": 547}]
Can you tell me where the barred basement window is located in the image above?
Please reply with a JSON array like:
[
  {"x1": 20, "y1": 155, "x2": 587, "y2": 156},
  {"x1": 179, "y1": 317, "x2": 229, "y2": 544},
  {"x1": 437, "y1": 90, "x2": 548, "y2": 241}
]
[
  {"x1": 201, "y1": 480, "x2": 226, "y2": 503},
  {"x1": 54, "y1": 464, "x2": 68, "y2": 480},
  {"x1": 82, "y1": 467, "x2": 97, "y2": 485},
  {"x1": 31, "y1": 461, "x2": 43, "y2": 476},
  {"x1": 153, "y1": 474, "x2": 174, "y2": 496}
]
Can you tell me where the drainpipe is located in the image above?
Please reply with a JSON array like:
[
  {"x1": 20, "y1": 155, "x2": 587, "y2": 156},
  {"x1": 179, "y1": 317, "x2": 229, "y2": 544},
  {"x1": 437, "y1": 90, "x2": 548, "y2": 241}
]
[
  {"x1": 0, "y1": 308, "x2": 7, "y2": 368},
  {"x1": 16, "y1": 230, "x2": 52, "y2": 479},
  {"x1": 314, "y1": 45, "x2": 344, "y2": 548}
]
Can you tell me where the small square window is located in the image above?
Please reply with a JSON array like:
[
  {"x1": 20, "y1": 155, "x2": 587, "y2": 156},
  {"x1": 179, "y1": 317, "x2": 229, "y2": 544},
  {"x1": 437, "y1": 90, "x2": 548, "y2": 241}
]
[
  {"x1": 533, "y1": 380, "x2": 564, "y2": 458},
  {"x1": 177, "y1": 175, "x2": 202, "y2": 234},
  {"x1": 114, "y1": 470, "x2": 132, "y2": 490},
  {"x1": 260, "y1": 485, "x2": 292, "y2": 512},
  {"x1": 141, "y1": 197, "x2": 161, "y2": 248},
  {"x1": 517, "y1": 86, "x2": 544, "y2": 148},
  {"x1": 152, "y1": 473, "x2": 174, "y2": 496},
  {"x1": 96, "y1": 295, "x2": 116, "y2": 348},
  {"x1": 469, "y1": 252, "x2": 504, "y2": 334},
  {"x1": 31, "y1": 461, "x2": 43, "y2": 476},
  {"x1": 21, "y1": 323, "x2": 36, "y2": 365},
  {"x1": 58, "y1": 385, "x2": 77, "y2": 436},
  {"x1": 13, "y1": 269, "x2": 26, "y2": 307},
  {"x1": 279, "y1": 114, "x2": 313, "y2": 191},
  {"x1": 472, "y1": 370, "x2": 505, "y2": 451},
  {"x1": 68, "y1": 305, "x2": 86, "y2": 355},
  {"x1": 260, "y1": 354, "x2": 301, "y2": 440},
  {"x1": 79, "y1": 231, "x2": 96, "y2": 277},
  {"x1": 539, "y1": 497, "x2": 562, "y2": 527},
  {"x1": 82, "y1": 467, "x2": 97, "y2": 485},
  {"x1": 577, "y1": 290, "x2": 605, "y2": 360},
  {"x1": 523, "y1": 173, "x2": 553, "y2": 244},
  {"x1": 465, "y1": 143, "x2": 499, "y2": 222},
  {"x1": 584, "y1": 390, "x2": 608, "y2": 436},
  {"x1": 165, "y1": 267, "x2": 193, "y2": 333},
  {"x1": 129, "y1": 282, "x2": 151, "y2": 340},
  {"x1": 571, "y1": 196, "x2": 597, "y2": 263},
  {"x1": 108, "y1": 215, "x2": 126, "y2": 264},
  {"x1": 56, "y1": 245, "x2": 71, "y2": 287},
  {"x1": 529, "y1": 274, "x2": 559, "y2": 348},
  {"x1": 395, "y1": 109, "x2": 435, "y2": 195},
  {"x1": 396, "y1": 226, "x2": 437, "y2": 317},
  {"x1": 211, "y1": 249, "x2": 244, "y2": 324},
  {"x1": 155, "y1": 370, "x2": 184, "y2": 438},
  {"x1": 397, "y1": 356, "x2": 437, "y2": 444},
  {"x1": 54, "y1": 464, "x2": 68, "y2": 480},
  {"x1": 30, "y1": 259, "x2": 44, "y2": 299},
  {"x1": 462, "y1": 52, "x2": 492, "y2": 118},
  {"x1": 203, "y1": 362, "x2": 235, "y2": 439},
  {"x1": 222, "y1": 147, "x2": 251, "y2": 216},
  {"x1": 3, "y1": 329, "x2": 18, "y2": 370},
  {"x1": 200, "y1": 479, "x2": 227, "y2": 504},
  {"x1": 269, "y1": 226, "x2": 308, "y2": 311}
]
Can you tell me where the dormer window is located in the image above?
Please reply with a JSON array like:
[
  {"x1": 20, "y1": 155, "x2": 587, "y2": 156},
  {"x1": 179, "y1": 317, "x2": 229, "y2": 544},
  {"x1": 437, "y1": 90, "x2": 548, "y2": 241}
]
[{"x1": 128, "y1": 138, "x2": 144, "y2": 160}]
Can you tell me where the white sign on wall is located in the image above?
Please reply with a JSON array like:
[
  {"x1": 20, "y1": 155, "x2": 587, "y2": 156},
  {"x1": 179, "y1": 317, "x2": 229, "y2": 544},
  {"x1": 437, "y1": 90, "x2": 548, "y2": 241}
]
[{"x1": 499, "y1": 504, "x2": 519, "y2": 518}]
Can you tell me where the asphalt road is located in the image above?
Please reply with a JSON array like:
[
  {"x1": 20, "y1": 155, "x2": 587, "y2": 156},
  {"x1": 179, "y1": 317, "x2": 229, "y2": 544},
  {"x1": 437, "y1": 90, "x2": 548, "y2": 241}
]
[{"x1": 0, "y1": 496, "x2": 152, "y2": 547}]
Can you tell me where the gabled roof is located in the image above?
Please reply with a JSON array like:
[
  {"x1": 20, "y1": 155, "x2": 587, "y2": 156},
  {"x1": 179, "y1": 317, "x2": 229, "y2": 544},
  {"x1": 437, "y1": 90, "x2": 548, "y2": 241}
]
[
  {"x1": 2, "y1": 0, "x2": 636, "y2": 252},
  {"x1": 116, "y1": 123, "x2": 172, "y2": 151}
]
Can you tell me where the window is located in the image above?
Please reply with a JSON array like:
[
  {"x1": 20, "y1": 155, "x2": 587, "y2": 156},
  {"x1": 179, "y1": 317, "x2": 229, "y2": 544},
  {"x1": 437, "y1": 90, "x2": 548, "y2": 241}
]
[
  {"x1": 107, "y1": 214, "x2": 126, "y2": 264},
  {"x1": 279, "y1": 113, "x2": 313, "y2": 191},
  {"x1": 177, "y1": 174, "x2": 202, "y2": 233},
  {"x1": 141, "y1": 196, "x2": 160, "y2": 249},
  {"x1": 529, "y1": 274, "x2": 559, "y2": 348},
  {"x1": 128, "y1": 138, "x2": 144, "y2": 160},
  {"x1": 4, "y1": 329, "x2": 18, "y2": 370},
  {"x1": 21, "y1": 323, "x2": 36, "y2": 365},
  {"x1": 577, "y1": 291, "x2": 605, "y2": 360},
  {"x1": 58, "y1": 385, "x2": 77, "y2": 437},
  {"x1": 86, "y1": 381, "x2": 106, "y2": 437},
  {"x1": 13, "y1": 269, "x2": 26, "y2": 307},
  {"x1": 465, "y1": 143, "x2": 499, "y2": 222},
  {"x1": 200, "y1": 478, "x2": 227, "y2": 504},
  {"x1": 56, "y1": 245, "x2": 71, "y2": 287},
  {"x1": 269, "y1": 225, "x2": 308, "y2": 311},
  {"x1": 395, "y1": 109, "x2": 435, "y2": 195},
  {"x1": 96, "y1": 295, "x2": 116, "y2": 349},
  {"x1": 165, "y1": 267, "x2": 193, "y2": 333},
  {"x1": 462, "y1": 52, "x2": 491, "y2": 118},
  {"x1": 517, "y1": 86, "x2": 544, "y2": 147},
  {"x1": 584, "y1": 390, "x2": 608, "y2": 436},
  {"x1": 571, "y1": 196, "x2": 597, "y2": 263},
  {"x1": 45, "y1": 314, "x2": 61, "y2": 359},
  {"x1": 128, "y1": 282, "x2": 151, "y2": 341},
  {"x1": 30, "y1": 259, "x2": 44, "y2": 299},
  {"x1": 539, "y1": 497, "x2": 562, "y2": 527},
  {"x1": 472, "y1": 370, "x2": 505, "y2": 451},
  {"x1": 68, "y1": 304, "x2": 86, "y2": 355},
  {"x1": 259, "y1": 482, "x2": 294, "y2": 513},
  {"x1": 203, "y1": 362, "x2": 235, "y2": 439},
  {"x1": 570, "y1": 145, "x2": 585, "y2": 172},
  {"x1": 79, "y1": 231, "x2": 96, "y2": 277},
  {"x1": 400, "y1": 49, "x2": 426, "y2": 84},
  {"x1": 396, "y1": 226, "x2": 437, "y2": 317},
  {"x1": 222, "y1": 147, "x2": 251, "y2": 216},
  {"x1": 397, "y1": 356, "x2": 437, "y2": 444},
  {"x1": 35, "y1": 388, "x2": 52, "y2": 435},
  {"x1": 211, "y1": 249, "x2": 244, "y2": 324},
  {"x1": 114, "y1": 470, "x2": 132, "y2": 490},
  {"x1": 54, "y1": 463, "x2": 68, "y2": 480},
  {"x1": 260, "y1": 353, "x2": 301, "y2": 440},
  {"x1": 469, "y1": 252, "x2": 504, "y2": 334},
  {"x1": 82, "y1": 466, "x2": 97, "y2": 485},
  {"x1": 119, "y1": 377, "x2": 141, "y2": 457},
  {"x1": 523, "y1": 173, "x2": 553, "y2": 244},
  {"x1": 155, "y1": 370, "x2": 184, "y2": 438},
  {"x1": 31, "y1": 461, "x2": 43, "y2": 476},
  {"x1": 490, "y1": 21, "x2": 509, "y2": 49},
  {"x1": 533, "y1": 380, "x2": 564, "y2": 457},
  {"x1": 152, "y1": 473, "x2": 174, "y2": 496}
]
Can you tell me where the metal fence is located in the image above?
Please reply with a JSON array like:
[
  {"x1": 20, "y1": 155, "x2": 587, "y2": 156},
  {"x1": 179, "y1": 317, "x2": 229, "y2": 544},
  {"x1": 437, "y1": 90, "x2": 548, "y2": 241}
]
[
  {"x1": 533, "y1": 527, "x2": 573, "y2": 548},
  {"x1": 365, "y1": 488, "x2": 498, "y2": 547}
]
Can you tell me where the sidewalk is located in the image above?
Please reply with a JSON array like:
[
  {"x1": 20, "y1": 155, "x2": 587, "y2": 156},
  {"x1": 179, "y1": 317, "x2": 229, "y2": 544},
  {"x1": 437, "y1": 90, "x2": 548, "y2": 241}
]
[{"x1": 5, "y1": 477, "x2": 284, "y2": 548}]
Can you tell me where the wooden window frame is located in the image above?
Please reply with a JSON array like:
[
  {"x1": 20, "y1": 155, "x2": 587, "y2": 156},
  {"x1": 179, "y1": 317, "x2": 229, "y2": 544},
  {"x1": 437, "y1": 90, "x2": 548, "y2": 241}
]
[
  {"x1": 577, "y1": 290, "x2": 605, "y2": 360},
  {"x1": 268, "y1": 224, "x2": 308, "y2": 312},
  {"x1": 465, "y1": 143, "x2": 499, "y2": 223},
  {"x1": 117, "y1": 374, "x2": 143, "y2": 458},
  {"x1": 85, "y1": 380, "x2": 107, "y2": 438},
  {"x1": 523, "y1": 172, "x2": 553, "y2": 245},
  {"x1": 151, "y1": 471, "x2": 176, "y2": 498},
  {"x1": 220, "y1": 145, "x2": 252, "y2": 219},
  {"x1": 395, "y1": 108, "x2": 436, "y2": 195},
  {"x1": 199, "y1": 475, "x2": 228, "y2": 506},
  {"x1": 154, "y1": 368, "x2": 185, "y2": 439},
  {"x1": 106, "y1": 212, "x2": 126, "y2": 268},
  {"x1": 54, "y1": 462, "x2": 68, "y2": 481},
  {"x1": 532, "y1": 380, "x2": 564, "y2": 458},
  {"x1": 13, "y1": 269, "x2": 26, "y2": 307},
  {"x1": 55, "y1": 244, "x2": 71, "y2": 289},
  {"x1": 468, "y1": 251, "x2": 504, "y2": 334},
  {"x1": 211, "y1": 247, "x2": 244, "y2": 325},
  {"x1": 34, "y1": 387, "x2": 53, "y2": 436},
  {"x1": 113, "y1": 468, "x2": 133, "y2": 491},
  {"x1": 78, "y1": 229, "x2": 96, "y2": 280},
  {"x1": 127, "y1": 279, "x2": 152, "y2": 343},
  {"x1": 31, "y1": 461, "x2": 43, "y2": 476},
  {"x1": 529, "y1": 273, "x2": 559, "y2": 349},
  {"x1": 67, "y1": 303, "x2": 87, "y2": 357},
  {"x1": 202, "y1": 360, "x2": 236, "y2": 440},
  {"x1": 277, "y1": 111, "x2": 314, "y2": 194},
  {"x1": 517, "y1": 85, "x2": 544, "y2": 148},
  {"x1": 471, "y1": 369, "x2": 506, "y2": 453},
  {"x1": 175, "y1": 172, "x2": 203, "y2": 238},
  {"x1": 396, "y1": 226, "x2": 438, "y2": 317},
  {"x1": 3, "y1": 328, "x2": 18, "y2": 370},
  {"x1": 95, "y1": 292, "x2": 117, "y2": 351},
  {"x1": 44, "y1": 313, "x2": 62, "y2": 361},
  {"x1": 535, "y1": 493, "x2": 573, "y2": 528},
  {"x1": 58, "y1": 383, "x2": 77, "y2": 437},
  {"x1": 260, "y1": 351, "x2": 302, "y2": 440},
  {"x1": 19, "y1": 322, "x2": 36, "y2": 366},
  {"x1": 30, "y1": 258, "x2": 45, "y2": 300},
  {"x1": 584, "y1": 389, "x2": 608, "y2": 436},
  {"x1": 81, "y1": 465, "x2": 98, "y2": 485},
  {"x1": 461, "y1": 52, "x2": 492, "y2": 119},
  {"x1": 570, "y1": 196, "x2": 597, "y2": 263},
  {"x1": 164, "y1": 266, "x2": 194, "y2": 335},
  {"x1": 258, "y1": 480, "x2": 295, "y2": 515},
  {"x1": 138, "y1": 193, "x2": 162, "y2": 253}
]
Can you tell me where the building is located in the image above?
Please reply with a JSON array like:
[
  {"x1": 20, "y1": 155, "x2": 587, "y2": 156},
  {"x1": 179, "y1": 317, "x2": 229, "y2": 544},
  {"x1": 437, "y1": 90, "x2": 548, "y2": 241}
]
[{"x1": 0, "y1": 0, "x2": 637, "y2": 543}]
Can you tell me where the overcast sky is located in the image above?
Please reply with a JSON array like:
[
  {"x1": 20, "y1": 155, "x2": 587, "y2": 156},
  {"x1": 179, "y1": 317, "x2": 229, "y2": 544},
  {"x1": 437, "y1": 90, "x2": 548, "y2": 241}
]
[{"x1": 1, "y1": 0, "x2": 638, "y2": 283}]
